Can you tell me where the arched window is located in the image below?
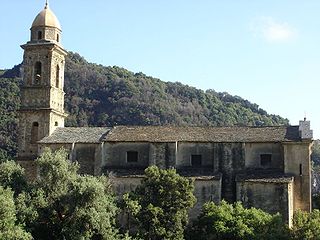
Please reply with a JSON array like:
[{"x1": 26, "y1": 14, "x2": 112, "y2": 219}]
[
  {"x1": 34, "y1": 62, "x2": 42, "y2": 84},
  {"x1": 56, "y1": 34, "x2": 60, "y2": 42},
  {"x1": 31, "y1": 122, "x2": 39, "y2": 144},
  {"x1": 38, "y1": 31, "x2": 42, "y2": 40},
  {"x1": 55, "y1": 65, "x2": 60, "y2": 88}
]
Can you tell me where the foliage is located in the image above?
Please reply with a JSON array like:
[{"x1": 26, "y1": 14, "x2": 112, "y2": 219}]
[
  {"x1": 62, "y1": 52, "x2": 288, "y2": 127},
  {"x1": 312, "y1": 140, "x2": 320, "y2": 166},
  {"x1": 23, "y1": 148, "x2": 119, "y2": 240},
  {"x1": 0, "y1": 186, "x2": 32, "y2": 240},
  {"x1": 123, "y1": 166, "x2": 196, "y2": 240},
  {"x1": 313, "y1": 193, "x2": 320, "y2": 209},
  {"x1": 186, "y1": 200, "x2": 289, "y2": 240},
  {"x1": 0, "y1": 77, "x2": 20, "y2": 160},
  {"x1": 291, "y1": 209, "x2": 320, "y2": 240},
  {"x1": 312, "y1": 140, "x2": 320, "y2": 198},
  {"x1": 0, "y1": 160, "x2": 28, "y2": 195}
]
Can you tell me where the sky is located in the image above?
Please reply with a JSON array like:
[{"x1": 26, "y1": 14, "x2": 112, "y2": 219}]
[{"x1": 0, "y1": 1, "x2": 319, "y2": 138}]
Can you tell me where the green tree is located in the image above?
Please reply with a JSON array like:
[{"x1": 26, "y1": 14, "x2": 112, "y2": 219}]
[
  {"x1": 312, "y1": 140, "x2": 320, "y2": 166},
  {"x1": 186, "y1": 200, "x2": 289, "y2": 240},
  {"x1": 0, "y1": 77, "x2": 20, "y2": 159},
  {"x1": 0, "y1": 186, "x2": 32, "y2": 240},
  {"x1": 123, "y1": 166, "x2": 196, "y2": 240},
  {"x1": 27, "y1": 148, "x2": 119, "y2": 240},
  {"x1": 291, "y1": 209, "x2": 320, "y2": 240},
  {"x1": 0, "y1": 160, "x2": 28, "y2": 195}
]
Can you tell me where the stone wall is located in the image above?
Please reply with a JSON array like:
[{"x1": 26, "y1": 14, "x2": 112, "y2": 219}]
[
  {"x1": 176, "y1": 142, "x2": 214, "y2": 168},
  {"x1": 244, "y1": 142, "x2": 283, "y2": 170},
  {"x1": 236, "y1": 180, "x2": 293, "y2": 225},
  {"x1": 18, "y1": 110, "x2": 51, "y2": 157},
  {"x1": 215, "y1": 143, "x2": 245, "y2": 202},
  {"x1": 283, "y1": 142, "x2": 312, "y2": 212},
  {"x1": 190, "y1": 177, "x2": 222, "y2": 218},
  {"x1": 39, "y1": 143, "x2": 101, "y2": 175},
  {"x1": 103, "y1": 142, "x2": 150, "y2": 169},
  {"x1": 149, "y1": 142, "x2": 176, "y2": 168}
]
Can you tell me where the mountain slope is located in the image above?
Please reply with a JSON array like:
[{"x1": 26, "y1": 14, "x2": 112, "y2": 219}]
[{"x1": 63, "y1": 52, "x2": 288, "y2": 127}]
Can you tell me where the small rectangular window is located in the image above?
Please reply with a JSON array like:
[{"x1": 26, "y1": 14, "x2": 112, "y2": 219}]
[
  {"x1": 191, "y1": 155, "x2": 202, "y2": 166},
  {"x1": 260, "y1": 154, "x2": 272, "y2": 167},
  {"x1": 299, "y1": 164, "x2": 302, "y2": 176},
  {"x1": 127, "y1": 151, "x2": 138, "y2": 163}
]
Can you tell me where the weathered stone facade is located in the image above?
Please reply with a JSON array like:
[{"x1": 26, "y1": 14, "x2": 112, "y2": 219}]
[{"x1": 17, "y1": 3, "x2": 313, "y2": 226}]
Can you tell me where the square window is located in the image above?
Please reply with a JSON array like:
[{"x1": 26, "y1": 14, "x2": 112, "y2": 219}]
[
  {"x1": 191, "y1": 155, "x2": 202, "y2": 166},
  {"x1": 127, "y1": 151, "x2": 138, "y2": 163},
  {"x1": 260, "y1": 154, "x2": 272, "y2": 167}
]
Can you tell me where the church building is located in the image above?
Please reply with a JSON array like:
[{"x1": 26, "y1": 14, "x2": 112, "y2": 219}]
[{"x1": 17, "y1": 2, "x2": 313, "y2": 225}]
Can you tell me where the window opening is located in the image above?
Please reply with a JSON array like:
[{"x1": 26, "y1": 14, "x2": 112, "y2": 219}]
[
  {"x1": 260, "y1": 154, "x2": 272, "y2": 167},
  {"x1": 34, "y1": 62, "x2": 42, "y2": 84},
  {"x1": 31, "y1": 122, "x2": 39, "y2": 144},
  {"x1": 299, "y1": 164, "x2": 303, "y2": 176},
  {"x1": 55, "y1": 65, "x2": 60, "y2": 88},
  {"x1": 38, "y1": 31, "x2": 42, "y2": 40},
  {"x1": 191, "y1": 154, "x2": 202, "y2": 166},
  {"x1": 57, "y1": 34, "x2": 60, "y2": 42},
  {"x1": 127, "y1": 151, "x2": 138, "y2": 163}
]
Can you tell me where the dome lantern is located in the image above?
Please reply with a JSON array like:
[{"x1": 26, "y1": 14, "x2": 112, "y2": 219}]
[{"x1": 29, "y1": 1, "x2": 62, "y2": 43}]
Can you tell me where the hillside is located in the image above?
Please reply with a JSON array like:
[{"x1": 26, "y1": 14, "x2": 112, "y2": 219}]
[
  {"x1": 0, "y1": 52, "x2": 289, "y2": 158},
  {"x1": 63, "y1": 53, "x2": 288, "y2": 127}
]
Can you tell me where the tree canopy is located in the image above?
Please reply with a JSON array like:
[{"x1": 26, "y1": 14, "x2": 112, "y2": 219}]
[
  {"x1": 0, "y1": 149, "x2": 121, "y2": 240},
  {"x1": 28, "y1": 148, "x2": 119, "y2": 240},
  {"x1": 122, "y1": 166, "x2": 196, "y2": 240},
  {"x1": 186, "y1": 200, "x2": 289, "y2": 240},
  {"x1": 0, "y1": 186, "x2": 32, "y2": 240},
  {"x1": 291, "y1": 209, "x2": 320, "y2": 240}
]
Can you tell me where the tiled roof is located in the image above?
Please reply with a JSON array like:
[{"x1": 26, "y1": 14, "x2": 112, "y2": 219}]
[
  {"x1": 236, "y1": 173, "x2": 294, "y2": 183},
  {"x1": 103, "y1": 167, "x2": 222, "y2": 179},
  {"x1": 105, "y1": 125, "x2": 300, "y2": 143},
  {"x1": 38, "y1": 127, "x2": 111, "y2": 144},
  {"x1": 38, "y1": 125, "x2": 302, "y2": 144}
]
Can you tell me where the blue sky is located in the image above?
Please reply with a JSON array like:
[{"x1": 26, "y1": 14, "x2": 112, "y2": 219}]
[{"x1": 0, "y1": 1, "x2": 319, "y2": 138}]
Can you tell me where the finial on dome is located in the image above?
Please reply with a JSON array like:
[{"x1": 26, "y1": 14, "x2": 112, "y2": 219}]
[{"x1": 45, "y1": 0, "x2": 49, "y2": 9}]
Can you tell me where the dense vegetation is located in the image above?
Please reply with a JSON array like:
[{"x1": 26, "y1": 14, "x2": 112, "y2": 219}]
[
  {"x1": 186, "y1": 200, "x2": 289, "y2": 240},
  {"x1": 0, "y1": 149, "x2": 121, "y2": 239},
  {"x1": 0, "y1": 52, "x2": 288, "y2": 159},
  {"x1": 122, "y1": 166, "x2": 196, "y2": 239},
  {"x1": 1, "y1": 150, "x2": 320, "y2": 240},
  {"x1": 0, "y1": 77, "x2": 20, "y2": 160},
  {"x1": 63, "y1": 53, "x2": 288, "y2": 127},
  {"x1": 312, "y1": 140, "x2": 320, "y2": 207}
]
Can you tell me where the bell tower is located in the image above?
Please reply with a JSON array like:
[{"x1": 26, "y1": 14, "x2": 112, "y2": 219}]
[{"x1": 18, "y1": 1, "x2": 67, "y2": 159}]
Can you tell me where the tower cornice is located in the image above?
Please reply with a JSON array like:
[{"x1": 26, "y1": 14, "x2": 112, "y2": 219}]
[{"x1": 21, "y1": 42, "x2": 68, "y2": 56}]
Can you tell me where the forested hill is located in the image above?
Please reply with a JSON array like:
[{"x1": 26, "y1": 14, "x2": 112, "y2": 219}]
[
  {"x1": 0, "y1": 52, "x2": 288, "y2": 157},
  {"x1": 61, "y1": 53, "x2": 288, "y2": 127}
]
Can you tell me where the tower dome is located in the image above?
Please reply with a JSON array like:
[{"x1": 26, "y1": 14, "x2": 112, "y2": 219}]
[
  {"x1": 29, "y1": 1, "x2": 62, "y2": 43},
  {"x1": 31, "y1": 1, "x2": 61, "y2": 30}
]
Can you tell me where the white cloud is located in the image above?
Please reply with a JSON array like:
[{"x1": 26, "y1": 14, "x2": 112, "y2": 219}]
[{"x1": 251, "y1": 17, "x2": 296, "y2": 43}]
